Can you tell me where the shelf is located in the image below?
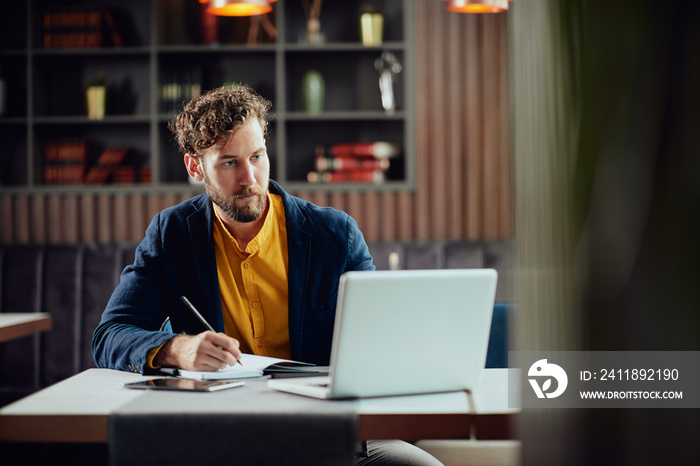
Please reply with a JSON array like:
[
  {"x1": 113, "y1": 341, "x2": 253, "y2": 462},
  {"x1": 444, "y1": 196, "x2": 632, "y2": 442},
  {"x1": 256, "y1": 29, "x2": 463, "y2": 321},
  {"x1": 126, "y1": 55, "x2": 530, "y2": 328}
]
[
  {"x1": 33, "y1": 115, "x2": 152, "y2": 125},
  {"x1": 282, "y1": 180, "x2": 412, "y2": 194},
  {"x1": 0, "y1": 118, "x2": 29, "y2": 125},
  {"x1": 283, "y1": 42, "x2": 406, "y2": 52},
  {"x1": 284, "y1": 111, "x2": 406, "y2": 121},
  {"x1": 0, "y1": 184, "x2": 205, "y2": 196},
  {"x1": 0, "y1": 0, "x2": 414, "y2": 193},
  {"x1": 31, "y1": 47, "x2": 151, "y2": 57},
  {"x1": 157, "y1": 44, "x2": 277, "y2": 54},
  {"x1": 0, "y1": 50, "x2": 27, "y2": 57}
]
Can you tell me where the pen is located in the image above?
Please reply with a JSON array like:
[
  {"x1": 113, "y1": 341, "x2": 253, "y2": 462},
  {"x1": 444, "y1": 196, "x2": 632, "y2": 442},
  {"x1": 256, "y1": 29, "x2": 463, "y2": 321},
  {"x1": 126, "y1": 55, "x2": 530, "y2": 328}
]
[{"x1": 180, "y1": 295, "x2": 243, "y2": 366}]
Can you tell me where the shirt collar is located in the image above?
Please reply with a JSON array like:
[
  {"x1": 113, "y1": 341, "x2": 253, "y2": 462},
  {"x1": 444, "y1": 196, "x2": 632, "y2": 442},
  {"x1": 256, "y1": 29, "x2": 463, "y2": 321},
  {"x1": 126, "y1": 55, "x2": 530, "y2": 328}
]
[{"x1": 213, "y1": 191, "x2": 274, "y2": 255}]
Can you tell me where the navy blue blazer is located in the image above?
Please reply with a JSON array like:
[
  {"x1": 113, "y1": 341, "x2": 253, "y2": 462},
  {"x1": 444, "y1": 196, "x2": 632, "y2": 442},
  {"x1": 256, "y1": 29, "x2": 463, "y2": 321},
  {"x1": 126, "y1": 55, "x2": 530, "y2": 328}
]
[{"x1": 92, "y1": 181, "x2": 374, "y2": 373}]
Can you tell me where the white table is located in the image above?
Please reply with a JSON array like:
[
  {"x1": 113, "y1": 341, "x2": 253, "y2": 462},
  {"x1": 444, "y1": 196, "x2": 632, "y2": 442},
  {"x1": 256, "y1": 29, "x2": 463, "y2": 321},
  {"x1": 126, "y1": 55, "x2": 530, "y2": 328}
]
[{"x1": 0, "y1": 368, "x2": 517, "y2": 443}]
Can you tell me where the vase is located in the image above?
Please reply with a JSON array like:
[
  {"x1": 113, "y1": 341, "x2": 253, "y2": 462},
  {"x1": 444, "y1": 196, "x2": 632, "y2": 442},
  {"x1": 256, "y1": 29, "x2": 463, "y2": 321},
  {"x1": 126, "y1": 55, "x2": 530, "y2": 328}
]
[
  {"x1": 360, "y1": 7, "x2": 384, "y2": 46},
  {"x1": 304, "y1": 18, "x2": 324, "y2": 44},
  {"x1": 302, "y1": 70, "x2": 324, "y2": 113},
  {"x1": 86, "y1": 85, "x2": 106, "y2": 120}
]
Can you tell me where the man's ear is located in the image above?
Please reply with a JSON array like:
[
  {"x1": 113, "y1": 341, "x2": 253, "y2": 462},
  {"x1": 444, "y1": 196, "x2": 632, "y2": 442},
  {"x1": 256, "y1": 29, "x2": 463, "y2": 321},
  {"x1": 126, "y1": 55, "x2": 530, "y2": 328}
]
[{"x1": 184, "y1": 153, "x2": 204, "y2": 182}]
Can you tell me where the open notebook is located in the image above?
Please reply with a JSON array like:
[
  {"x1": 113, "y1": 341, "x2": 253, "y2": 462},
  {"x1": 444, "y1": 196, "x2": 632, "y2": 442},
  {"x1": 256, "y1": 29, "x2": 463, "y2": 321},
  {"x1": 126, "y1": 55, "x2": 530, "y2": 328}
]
[
  {"x1": 268, "y1": 269, "x2": 498, "y2": 399},
  {"x1": 161, "y1": 353, "x2": 316, "y2": 380}
]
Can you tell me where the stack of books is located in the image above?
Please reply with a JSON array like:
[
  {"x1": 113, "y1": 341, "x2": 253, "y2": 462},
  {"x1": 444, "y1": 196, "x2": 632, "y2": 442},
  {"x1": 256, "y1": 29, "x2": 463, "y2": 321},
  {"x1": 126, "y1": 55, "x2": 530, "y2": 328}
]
[
  {"x1": 307, "y1": 141, "x2": 400, "y2": 184},
  {"x1": 43, "y1": 5, "x2": 122, "y2": 49},
  {"x1": 84, "y1": 146, "x2": 130, "y2": 184},
  {"x1": 139, "y1": 166, "x2": 153, "y2": 184},
  {"x1": 43, "y1": 138, "x2": 87, "y2": 185}
]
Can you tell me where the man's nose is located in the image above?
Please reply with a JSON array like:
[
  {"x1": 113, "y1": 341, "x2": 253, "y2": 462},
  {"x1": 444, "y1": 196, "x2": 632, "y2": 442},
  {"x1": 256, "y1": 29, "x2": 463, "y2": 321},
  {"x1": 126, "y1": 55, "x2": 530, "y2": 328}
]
[{"x1": 238, "y1": 160, "x2": 256, "y2": 186}]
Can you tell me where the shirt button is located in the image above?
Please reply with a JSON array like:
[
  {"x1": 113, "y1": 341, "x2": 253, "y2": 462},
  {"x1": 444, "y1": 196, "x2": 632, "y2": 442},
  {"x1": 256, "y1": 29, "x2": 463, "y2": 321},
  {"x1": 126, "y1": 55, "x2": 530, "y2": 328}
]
[
  {"x1": 243, "y1": 263, "x2": 250, "y2": 269},
  {"x1": 257, "y1": 341, "x2": 263, "y2": 348},
  {"x1": 252, "y1": 301, "x2": 259, "y2": 308}
]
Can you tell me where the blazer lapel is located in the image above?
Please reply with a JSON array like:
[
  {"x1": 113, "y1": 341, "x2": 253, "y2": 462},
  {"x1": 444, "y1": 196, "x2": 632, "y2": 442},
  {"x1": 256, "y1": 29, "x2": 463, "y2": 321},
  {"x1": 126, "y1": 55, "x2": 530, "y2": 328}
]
[
  {"x1": 272, "y1": 182, "x2": 311, "y2": 360},
  {"x1": 186, "y1": 194, "x2": 224, "y2": 331}
]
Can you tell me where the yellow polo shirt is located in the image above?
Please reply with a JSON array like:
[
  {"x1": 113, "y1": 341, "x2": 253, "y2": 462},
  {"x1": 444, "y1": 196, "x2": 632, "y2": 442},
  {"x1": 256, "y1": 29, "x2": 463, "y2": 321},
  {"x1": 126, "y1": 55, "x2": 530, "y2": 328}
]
[{"x1": 212, "y1": 192, "x2": 291, "y2": 359}]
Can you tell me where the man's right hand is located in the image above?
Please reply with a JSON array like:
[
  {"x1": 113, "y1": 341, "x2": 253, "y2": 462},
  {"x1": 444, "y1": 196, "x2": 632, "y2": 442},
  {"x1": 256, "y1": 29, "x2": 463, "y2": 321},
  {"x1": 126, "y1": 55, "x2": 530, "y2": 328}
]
[{"x1": 154, "y1": 331, "x2": 242, "y2": 371}]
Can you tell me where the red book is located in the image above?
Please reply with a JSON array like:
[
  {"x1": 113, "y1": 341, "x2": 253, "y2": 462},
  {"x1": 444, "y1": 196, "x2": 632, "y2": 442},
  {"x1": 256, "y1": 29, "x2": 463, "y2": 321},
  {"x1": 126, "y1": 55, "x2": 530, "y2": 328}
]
[
  {"x1": 307, "y1": 170, "x2": 385, "y2": 184},
  {"x1": 139, "y1": 166, "x2": 153, "y2": 184},
  {"x1": 104, "y1": 10, "x2": 122, "y2": 47},
  {"x1": 84, "y1": 146, "x2": 129, "y2": 184},
  {"x1": 113, "y1": 167, "x2": 136, "y2": 184},
  {"x1": 43, "y1": 139, "x2": 86, "y2": 184},
  {"x1": 316, "y1": 142, "x2": 401, "y2": 159},
  {"x1": 315, "y1": 156, "x2": 390, "y2": 173}
]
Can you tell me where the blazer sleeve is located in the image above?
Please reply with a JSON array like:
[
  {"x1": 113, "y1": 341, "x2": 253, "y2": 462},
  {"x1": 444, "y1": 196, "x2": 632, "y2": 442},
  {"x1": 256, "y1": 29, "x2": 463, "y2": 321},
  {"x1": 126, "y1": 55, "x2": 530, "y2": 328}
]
[
  {"x1": 91, "y1": 212, "x2": 177, "y2": 374},
  {"x1": 346, "y1": 215, "x2": 375, "y2": 272}
]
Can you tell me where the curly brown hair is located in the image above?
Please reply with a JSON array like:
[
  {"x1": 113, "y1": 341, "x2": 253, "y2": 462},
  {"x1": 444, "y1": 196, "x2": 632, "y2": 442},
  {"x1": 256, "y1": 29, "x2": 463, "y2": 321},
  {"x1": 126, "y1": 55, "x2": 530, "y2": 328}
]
[{"x1": 169, "y1": 84, "x2": 272, "y2": 157}]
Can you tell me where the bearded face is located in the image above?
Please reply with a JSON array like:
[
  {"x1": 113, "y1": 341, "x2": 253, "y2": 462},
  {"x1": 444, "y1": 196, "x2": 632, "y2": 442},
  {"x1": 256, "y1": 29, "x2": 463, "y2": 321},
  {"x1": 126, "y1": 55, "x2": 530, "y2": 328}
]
[
  {"x1": 203, "y1": 176, "x2": 269, "y2": 224},
  {"x1": 192, "y1": 118, "x2": 271, "y2": 225}
]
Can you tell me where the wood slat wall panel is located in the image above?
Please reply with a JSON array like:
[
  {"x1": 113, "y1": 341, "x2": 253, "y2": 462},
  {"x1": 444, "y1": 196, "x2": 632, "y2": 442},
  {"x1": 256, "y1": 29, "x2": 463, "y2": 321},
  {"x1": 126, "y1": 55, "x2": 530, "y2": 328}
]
[
  {"x1": 31, "y1": 196, "x2": 47, "y2": 244},
  {"x1": 0, "y1": 196, "x2": 12, "y2": 243},
  {"x1": 397, "y1": 191, "x2": 414, "y2": 241},
  {"x1": 146, "y1": 195, "x2": 162, "y2": 228},
  {"x1": 80, "y1": 195, "x2": 96, "y2": 243},
  {"x1": 346, "y1": 191, "x2": 363, "y2": 233},
  {"x1": 14, "y1": 196, "x2": 30, "y2": 243},
  {"x1": 47, "y1": 195, "x2": 62, "y2": 244},
  {"x1": 129, "y1": 195, "x2": 147, "y2": 241},
  {"x1": 414, "y1": 0, "x2": 431, "y2": 241},
  {"x1": 465, "y1": 14, "x2": 484, "y2": 239},
  {"x1": 113, "y1": 195, "x2": 129, "y2": 243},
  {"x1": 96, "y1": 195, "x2": 113, "y2": 244},
  {"x1": 429, "y1": 0, "x2": 448, "y2": 240},
  {"x1": 483, "y1": 14, "x2": 501, "y2": 240},
  {"x1": 361, "y1": 193, "x2": 380, "y2": 241},
  {"x1": 447, "y1": 10, "x2": 465, "y2": 240},
  {"x1": 380, "y1": 192, "x2": 396, "y2": 241},
  {"x1": 497, "y1": 15, "x2": 513, "y2": 238},
  {"x1": 62, "y1": 195, "x2": 79, "y2": 243},
  {"x1": 0, "y1": 1, "x2": 511, "y2": 245},
  {"x1": 330, "y1": 191, "x2": 346, "y2": 214}
]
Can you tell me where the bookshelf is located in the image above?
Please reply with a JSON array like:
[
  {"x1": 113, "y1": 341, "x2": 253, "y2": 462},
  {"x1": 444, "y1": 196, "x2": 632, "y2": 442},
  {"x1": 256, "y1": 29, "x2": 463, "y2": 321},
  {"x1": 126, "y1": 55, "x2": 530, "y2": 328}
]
[{"x1": 0, "y1": 0, "x2": 415, "y2": 194}]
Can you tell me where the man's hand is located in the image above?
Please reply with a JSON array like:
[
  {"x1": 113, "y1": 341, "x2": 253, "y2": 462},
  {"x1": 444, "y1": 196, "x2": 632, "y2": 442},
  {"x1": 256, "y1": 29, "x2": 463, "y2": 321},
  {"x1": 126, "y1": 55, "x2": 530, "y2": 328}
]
[{"x1": 155, "y1": 331, "x2": 242, "y2": 371}]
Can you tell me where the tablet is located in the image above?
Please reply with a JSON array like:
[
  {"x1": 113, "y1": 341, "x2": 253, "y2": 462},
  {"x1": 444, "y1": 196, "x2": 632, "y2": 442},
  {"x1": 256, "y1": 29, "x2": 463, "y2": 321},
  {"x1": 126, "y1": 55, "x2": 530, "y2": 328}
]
[{"x1": 124, "y1": 378, "x2": 245, "y2": 392}]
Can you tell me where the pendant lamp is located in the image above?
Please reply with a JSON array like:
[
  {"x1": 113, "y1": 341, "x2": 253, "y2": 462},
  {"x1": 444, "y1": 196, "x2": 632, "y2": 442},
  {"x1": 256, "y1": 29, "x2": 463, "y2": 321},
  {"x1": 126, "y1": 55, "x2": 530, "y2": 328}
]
[
  {"x1": 446, "y1": 0, "x2": 509, "y2": 13},
  {"x1": 205, "y1": 0, "x2": 272, "y2": 17}
]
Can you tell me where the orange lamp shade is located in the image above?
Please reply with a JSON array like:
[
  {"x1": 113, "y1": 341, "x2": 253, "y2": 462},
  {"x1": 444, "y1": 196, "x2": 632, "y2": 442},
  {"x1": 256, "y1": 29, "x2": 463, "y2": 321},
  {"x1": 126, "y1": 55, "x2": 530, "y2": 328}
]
[
  {"x1": 446, "y1": 0, "x2": 509, "y2": 13},
  {"x1": 205, "y1": 0, "x2": 272, "y2": 17}
]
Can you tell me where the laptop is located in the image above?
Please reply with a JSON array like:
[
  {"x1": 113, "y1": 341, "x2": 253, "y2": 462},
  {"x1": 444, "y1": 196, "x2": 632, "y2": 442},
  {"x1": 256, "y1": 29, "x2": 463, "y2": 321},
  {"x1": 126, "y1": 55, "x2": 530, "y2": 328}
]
[{"x1": 268, "y1": 268, "x2": 498, "y2": 399}]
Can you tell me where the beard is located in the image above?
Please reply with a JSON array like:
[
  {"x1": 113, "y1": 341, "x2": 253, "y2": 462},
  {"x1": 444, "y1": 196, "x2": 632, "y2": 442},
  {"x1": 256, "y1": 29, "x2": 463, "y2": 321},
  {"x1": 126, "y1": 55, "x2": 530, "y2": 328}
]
[{"x1": 204, "y1": 177, "x2": 269, "y2": 224}]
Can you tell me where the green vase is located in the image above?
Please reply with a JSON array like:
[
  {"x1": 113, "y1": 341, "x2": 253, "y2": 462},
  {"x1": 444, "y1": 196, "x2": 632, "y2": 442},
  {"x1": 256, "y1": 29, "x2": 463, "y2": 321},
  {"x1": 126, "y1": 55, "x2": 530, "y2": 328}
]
[{"x1": 302, "y1": 70, "x2": 324, "y2": 113}]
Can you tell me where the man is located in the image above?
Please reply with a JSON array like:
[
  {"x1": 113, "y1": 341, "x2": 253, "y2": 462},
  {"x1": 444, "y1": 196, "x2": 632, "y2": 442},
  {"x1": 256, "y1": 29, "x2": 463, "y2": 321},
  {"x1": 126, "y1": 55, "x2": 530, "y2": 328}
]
[{"x1": 92, "y1": 84, "x2": 442, "y2": 465}]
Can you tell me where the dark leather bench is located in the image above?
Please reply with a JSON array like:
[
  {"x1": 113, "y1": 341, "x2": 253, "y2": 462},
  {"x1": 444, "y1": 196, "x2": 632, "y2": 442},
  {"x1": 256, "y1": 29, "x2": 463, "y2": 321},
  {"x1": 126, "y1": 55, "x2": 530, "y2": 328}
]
[{"x1": 0, "y1": 241, "x2": 514, "y2": 406}]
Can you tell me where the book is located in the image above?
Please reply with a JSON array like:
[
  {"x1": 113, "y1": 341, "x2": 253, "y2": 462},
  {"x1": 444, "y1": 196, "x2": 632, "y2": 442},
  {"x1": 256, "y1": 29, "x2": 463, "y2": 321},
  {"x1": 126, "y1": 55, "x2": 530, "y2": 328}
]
[
  {"x1": 308, "y1": 142, "x2": 397, "y2": 184},
  {"x1": 139, "y1": 166, "x2": 153, "y2": 184},
  {"x1": 308, "y1": 141, "x2": 399, "y2": 184},
  {"x1": 84, "y1": 146, "x2": 129, "y2": 184},
  {"x1": 161, "y1": 67, "x2": 202, "y2": 114},
  {"x1": 168, "y1": 353, "x2": 316, "y2": 381},
  {"x1": 316, "y1": 141, "x2": 401, "y2": 159},
  {"x1": 43, "y1": 138, "x2": 87, "y2": 185},
  {"x1": 315, "y1": 155, "x2": 390, "y2": 173},
  {"x1": 113, "y1": 166, "x2": 136, "y2": 184},
  {"x1": 43, "y1": 5, "x2": 122, "y2": 49},
  {"x1": 307, "y1": 170, "x2": 386, "y2": 184}
]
